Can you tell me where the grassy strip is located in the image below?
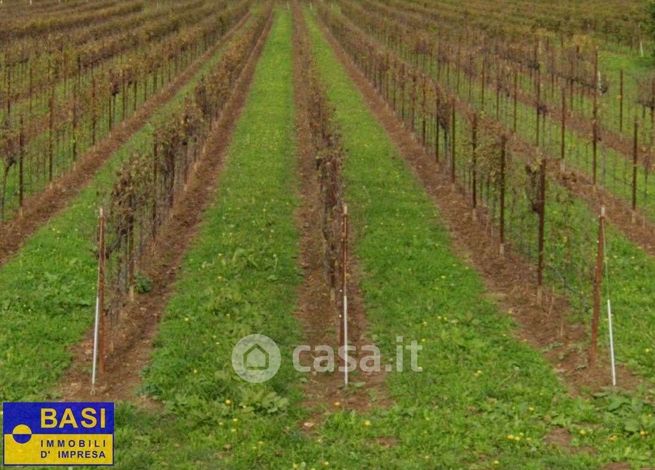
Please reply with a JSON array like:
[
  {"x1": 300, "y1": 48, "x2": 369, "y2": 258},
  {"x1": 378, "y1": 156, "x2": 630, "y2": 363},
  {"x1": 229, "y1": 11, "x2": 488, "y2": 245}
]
[
  {"x1": 0, "y1": 16, "x2": 250, "y2": 403},
  {"x1": 303, "y1": 10, "x2": 655, "y2": 468}
]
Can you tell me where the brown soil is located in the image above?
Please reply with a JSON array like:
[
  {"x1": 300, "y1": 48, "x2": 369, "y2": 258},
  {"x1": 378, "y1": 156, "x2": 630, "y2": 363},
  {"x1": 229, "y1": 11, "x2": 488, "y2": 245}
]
[
  {"x1": 57, "y1": 13, "x2": 272, "y2": 403},
  {"x1": 316, "y1": 17, "x2": 643, "y2": 395},
  {"x1": 292, "y1": 3, "x2": 388, "y2": 419},
  {"x1": 544, "y1": 427, "x2": 596, "y2": 456},
  {"x1": 0, "y1": 12, "x2": 250, "y2": 269},
  {"x1": 545, "y1": 427, "x2": 575, "y2": 449},
  {"x1": 602, "y1": 464, "x2": 633, "y2": 470}
]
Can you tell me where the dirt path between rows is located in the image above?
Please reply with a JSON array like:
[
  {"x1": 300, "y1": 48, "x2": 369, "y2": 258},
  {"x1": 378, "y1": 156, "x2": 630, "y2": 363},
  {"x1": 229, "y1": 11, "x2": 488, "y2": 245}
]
[
  {"x1": 316, "y1": 16, "x2": 643, "y2": 395},
  {"x1": 292, "y1": 3, "x2": 388, "y2": 422},
  {"x1": 58, "y1": 13, "x2": 272, "y2": 404},
  {"x1": 0, "y1": 12, "x2": 250, "y2": 269}
]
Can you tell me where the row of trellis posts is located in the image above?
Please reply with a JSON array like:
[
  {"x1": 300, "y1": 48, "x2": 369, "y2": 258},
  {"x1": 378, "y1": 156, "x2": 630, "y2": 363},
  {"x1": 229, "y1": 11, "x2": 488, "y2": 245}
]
[{"x1": 320, "y1": 4, "x2": 619, "y2": 381}]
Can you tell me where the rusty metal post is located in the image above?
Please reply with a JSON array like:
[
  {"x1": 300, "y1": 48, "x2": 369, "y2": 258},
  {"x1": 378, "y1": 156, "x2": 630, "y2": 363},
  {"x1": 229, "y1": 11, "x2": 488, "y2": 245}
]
[
  {"x1": 421, "y1": 75, "x2": 427, "y2": 146},
  {"x1": 451, "y1": 99, "x2": 456, "y2": 184},
  {"x1": 471, "y1": 113, "x2": 478, "y2": 212},
  {"x1": 481, "y1": 57, "x2": 486, "y2": 110},
  {"x1": 561, "y1": 87, "x2": 566, "y2": 171},
  {"x1": 537, "y1": 153, "x2": 546, "y2": 302},
  {"x1": 513, "y1": 69, "x2": 518, "y2": 133},
  {"x1": 48, "y1": 86, "x2": 54, "y2": 182},
  {"x1": 435, "y1": 87, "x2": 440, "y2": 163},
  {"x1": 619, "y1": 70, "x2": 624, "y2": 133},
  {"x1": 499, "y1": 136, "x2": 507, "y2": 255},
  {"x1": 535, "y1": 69, "x2": 541, "y2": 147},
  {"x1": 633, "y1": 119, "x2": 639, "y2": 220},
  {"x1": 18, "y1": 115, "x2": 24, "y2": 210},
  {"x1": 592, "y1": 55, "x2": 599, "y2": 187}
]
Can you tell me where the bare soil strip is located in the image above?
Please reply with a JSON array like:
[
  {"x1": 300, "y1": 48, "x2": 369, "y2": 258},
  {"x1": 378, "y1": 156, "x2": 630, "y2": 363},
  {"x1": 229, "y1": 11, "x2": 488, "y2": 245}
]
[
  {"x1": 316, "y1": 17, "x2": 642, "y2": 394},
  {"x1": 0, "y1": 13, "x2": 250, "y2": 269},
  {"x1": 58, "y1": 13, "x2": 272, "y2": 403},
  {"x1": 292, "y1": 3, "x2": 388, "y2": 418}
]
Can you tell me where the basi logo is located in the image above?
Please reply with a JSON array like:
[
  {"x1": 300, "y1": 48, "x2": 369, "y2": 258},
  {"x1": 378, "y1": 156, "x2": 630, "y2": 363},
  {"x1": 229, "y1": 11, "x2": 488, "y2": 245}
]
[{"x1": 2, "y1": 402, "x2": 114, "y2": 466}]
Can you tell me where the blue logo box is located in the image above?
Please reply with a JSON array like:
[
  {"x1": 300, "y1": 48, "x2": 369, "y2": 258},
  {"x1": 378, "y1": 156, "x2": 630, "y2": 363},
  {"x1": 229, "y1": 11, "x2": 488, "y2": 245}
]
[{"x1": 2, "y1": 402, "x2": 114, "y2": 466}]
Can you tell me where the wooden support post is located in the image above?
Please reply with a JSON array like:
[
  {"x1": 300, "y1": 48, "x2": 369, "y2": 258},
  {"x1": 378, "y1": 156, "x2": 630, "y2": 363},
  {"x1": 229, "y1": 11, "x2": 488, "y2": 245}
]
[
  {"x1": 451, "y1": 99, "x2": 456, "y2": 185},
  {"x1": 499, "y1": 136, "x2": 507, "y2": 255},
  {"x1": 633, "y1": 119, "x2": 639, "y2": 221},
  {"x1": 537, "y1": 153, "x2": 546, "y2": 302},
  {"x1": 92, "y1": 75, "x2": 97, "y2": 145},
  {"x1": 471, "y1": 113, "x2": 478, "y2": 213},
  {"x1": 6, "y1": 64, "x2": 11, "y2": 120},
  {"x1": 48, "y1": 86, "x2": 54, "y2": 182},
  {"x1": 28, "y1": 62, "x2": 33, "y2": 115},
  {"x1": 72, "y1": 80, "x2": 78, "y2": 162},
  {"x1": 481, "y1": 57, "x2": 486, "y2": 111},
  {"x1": 651, "y1": 79, "x2": 655, "y2": 144},
  {"x1": 18, "y1": 115, "x2": 24, "y2": 210},
  {"x1": 435, "y1": 87, "x2": 440, "y2": 163},
  {"x1": 496, "y1": 75, "x2": 500, "y2": 120},
  {"x1": 421, "y1": 76, "x2": 427, "y2": 146},
  {"x1": 592, "y1": 119, "x2": 598, "y2": 187},
  {"x1": 455, "y1": 45, "x2": 461, "y2": 93},
  {"x1": 592, "y1": 54, "x2": 599, "y2": 187},
  {"x1": 152, "y1": 140, "x2": 158, "y2": 238},
  {"x1": 561, "y1": 87, "x2": 566, "y2": 171},
  {"x1": 619, "y1": 70, "x2": 624, "y2": 133},
  {"x1": 535, "y1": 70, "x2": 541, "y2": 147},
  {"x1": 513, "y1": 69, "x2": 518, "y2": 133}
]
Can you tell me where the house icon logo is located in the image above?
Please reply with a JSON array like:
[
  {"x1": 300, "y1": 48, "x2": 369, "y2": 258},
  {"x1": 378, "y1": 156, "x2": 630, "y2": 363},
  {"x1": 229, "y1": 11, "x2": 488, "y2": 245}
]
[
  {"x1": 232, "y1": 334, "x2": 281, "y2": 383},
  {"x1": 245, "y1": 343, "x2": 270, "y2": 370}
]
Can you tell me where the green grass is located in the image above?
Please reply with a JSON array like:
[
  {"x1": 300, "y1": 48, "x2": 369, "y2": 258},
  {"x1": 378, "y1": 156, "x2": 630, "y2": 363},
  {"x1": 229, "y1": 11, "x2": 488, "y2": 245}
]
[
  {"x1": 3, "y1": 6, "x2": 655, "y2": 469},
  {"x1": 110, "y1": 9, "x2": 655, "y2": 469},
  {"x1": 106, "y1": 8, "x2": 655, "y2": 469},
  {"x1": 0, "y1": 17, "x2": 244, "y2": 403}
]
